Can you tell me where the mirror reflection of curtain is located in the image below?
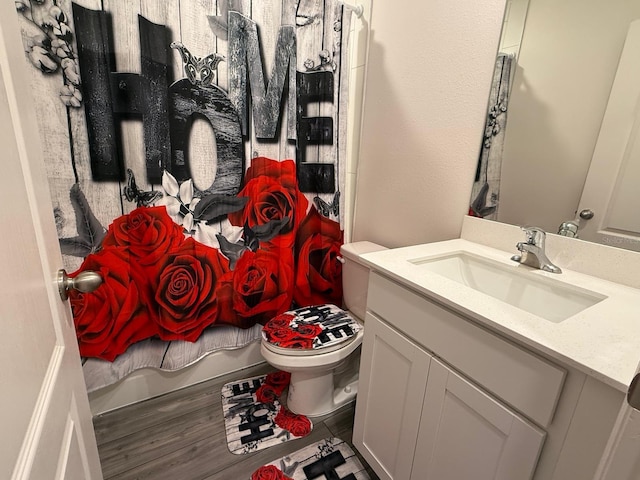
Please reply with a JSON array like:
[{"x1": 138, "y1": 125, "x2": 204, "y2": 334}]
[{"x1": 470, "y1": 53, "x2": 515, "y2": 219}]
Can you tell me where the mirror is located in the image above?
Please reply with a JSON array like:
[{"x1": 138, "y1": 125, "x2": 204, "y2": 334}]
[{"x1": 470, "y1": 0, "x2": 640, "y2": 251}]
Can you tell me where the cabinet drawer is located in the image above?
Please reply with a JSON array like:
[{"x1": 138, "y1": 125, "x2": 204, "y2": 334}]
[{"x1": 367, "y1": 272, "x2": 565, "y2": 428}]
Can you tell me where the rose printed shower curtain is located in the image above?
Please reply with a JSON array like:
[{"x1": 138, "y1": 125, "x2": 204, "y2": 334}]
[{"x1": 16, "y1": 0, "x2": 353, "y2": 362}]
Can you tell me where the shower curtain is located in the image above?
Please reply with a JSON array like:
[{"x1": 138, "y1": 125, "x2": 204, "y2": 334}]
[
  {"x1": 470, "y1": 53, "x2": 514, "y2": 219},
  {"x1": 16, "y1": 0, "x2": 354, "y2": 366},
  {"x1": 69, "y1": 159, "x2": 345, "y2": 361}
]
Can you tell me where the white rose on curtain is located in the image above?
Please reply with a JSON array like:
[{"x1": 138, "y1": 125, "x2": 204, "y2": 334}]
[{"x1": 158, "y1": 170, "x2": 244, "y2": 249}]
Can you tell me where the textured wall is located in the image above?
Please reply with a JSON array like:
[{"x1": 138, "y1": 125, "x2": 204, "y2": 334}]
[{"x1": 352, "y1": 0, "x2": 506, "y2": 248}]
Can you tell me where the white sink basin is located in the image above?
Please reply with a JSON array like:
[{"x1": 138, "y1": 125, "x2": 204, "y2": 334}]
[{"x1": 409, "y1": 251, "x2": 606, "y2": 322}]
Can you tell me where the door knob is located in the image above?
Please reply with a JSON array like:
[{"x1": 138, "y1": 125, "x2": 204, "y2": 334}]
[
  {"x1": 579, "y1": 209, "x2": 595, "y2": 220},
  {"x1": 57, "y1": 269, "x2": 103, "y2": 301}
]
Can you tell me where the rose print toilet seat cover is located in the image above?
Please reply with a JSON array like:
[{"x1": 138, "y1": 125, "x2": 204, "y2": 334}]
[{"x1": 262, "y1": 304, "x2": 362, "y2": 355}]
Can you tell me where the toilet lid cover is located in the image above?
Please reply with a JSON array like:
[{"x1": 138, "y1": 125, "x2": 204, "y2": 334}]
[{"x1": 262, "y1": 304, "x2": 361, "y2": 351}]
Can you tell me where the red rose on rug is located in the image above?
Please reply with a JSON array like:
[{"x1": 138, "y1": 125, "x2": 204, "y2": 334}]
[
  {"x1": 216, "y1": 248, "x2": 293, "y2": 326},
  {"x1": 152, "y1": 237, "x2": 229, "y2": 341},
  {"x1": 69, "y1": 247, "x2": 155, "y2": 361},
  {"x1": 274, "y1": 406, "x2": 312, "y2": 437},
  {"x1": 265, "y1": 371, "x2": 291, "y2": 396},
  {"x1": 228, "y1": 157, "x2": 308, "y2": 247},
  {"x1": 255, "y1": 384, "x2": 278, "y2": 404},
  {"x1": 294, "y1": 206, "x2": 344, "y2": 306},
  {"x1": 251, "y1": 465, "x2": 293, "y2": 480},
  {"x1": 102, "y1": 206, "x2": 185, "y2": 265}
]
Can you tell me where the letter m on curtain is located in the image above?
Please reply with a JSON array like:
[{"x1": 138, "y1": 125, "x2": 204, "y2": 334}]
[{"x1": 227, "y1": 11, "x2": 297, "y2": 140}]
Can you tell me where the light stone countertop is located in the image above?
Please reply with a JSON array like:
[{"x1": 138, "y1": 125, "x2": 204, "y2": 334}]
[{"x1": 360, "y1": 238, "x2": 640, "y2": 393}]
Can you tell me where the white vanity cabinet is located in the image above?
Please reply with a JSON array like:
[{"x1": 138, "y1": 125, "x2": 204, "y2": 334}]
[
  {"x1": 352, "y1": 316, "x2": 431, "y2": 480},
  {"x1": 413, "y1": 357, "x2": 544, "y2": 479},
  {"x1": 354, "y1": 311, "x2": 544, "y2": 480},
  {"x1": 353, "y1": 271, "x2": 623, "y2": 480}
]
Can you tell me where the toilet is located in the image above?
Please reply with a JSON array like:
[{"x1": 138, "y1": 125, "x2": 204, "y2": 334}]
[{"x1": 260, "y1": 241, "x2": 386, "y2": 417}]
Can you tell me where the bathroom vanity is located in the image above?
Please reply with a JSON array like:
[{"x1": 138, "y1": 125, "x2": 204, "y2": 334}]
[{"x1": 352, "y1": 220, "x2": 640, "y2": 480}]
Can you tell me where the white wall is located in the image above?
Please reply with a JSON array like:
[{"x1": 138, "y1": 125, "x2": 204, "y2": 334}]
[
  {"x1": 351, "y1": 0, "x2": 507, "y2": 248},
  {"x1": 498, "y1": 0, "x2": 640, "y2": 232}
]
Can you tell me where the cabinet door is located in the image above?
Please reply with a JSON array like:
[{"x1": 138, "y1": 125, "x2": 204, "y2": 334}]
[
  {"x1": 353, "y1": 313, "x2": 431, "y2": 480},
  {"x1": 412, "y1": 358, "x2": 545, "y2": 480}
]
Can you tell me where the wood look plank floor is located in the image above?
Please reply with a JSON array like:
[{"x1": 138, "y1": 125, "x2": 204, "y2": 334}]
[{"x1": 93, "y1": 363, "x2": 380, "y2": 480}]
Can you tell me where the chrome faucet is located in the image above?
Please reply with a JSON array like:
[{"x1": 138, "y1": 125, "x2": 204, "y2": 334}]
[{"x1": 511, "y1": 226, "x2": 562, "y2": 273}]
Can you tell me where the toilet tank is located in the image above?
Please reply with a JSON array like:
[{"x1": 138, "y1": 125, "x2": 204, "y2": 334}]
[{"x1": 340, "y1": 241, "x2": 387, "y2": 321}]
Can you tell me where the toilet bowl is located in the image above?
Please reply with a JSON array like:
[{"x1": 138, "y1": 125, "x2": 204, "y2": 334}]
[
  {"x1": 261, "y1": 317, "x2": 364, "y2": 417},
  {"x1": 260, "y1": 241, "x2": 386, "y2": 417}
]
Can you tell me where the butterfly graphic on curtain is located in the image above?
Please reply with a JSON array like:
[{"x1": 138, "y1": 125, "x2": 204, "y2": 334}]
[
  {"x1": 122, "y1": 169, "x2": 163, "y2": 207},
  {"x1": 313, "y1": 191, "x2": 340, "y2": 218},
  {"x1": 170, "y1": 41, "x2": 225, "y2": 86},
  {"x1": 469, "y1": 182, "x2": 496, "y2": 218}
]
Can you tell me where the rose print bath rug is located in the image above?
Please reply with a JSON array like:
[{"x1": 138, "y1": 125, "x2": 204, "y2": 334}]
[
  {"x1": 249, "y1": 437, "x2": 370, "y2": 480},
  {"x1": 222, "y1": 371, "x2": 313, "y2": 455}
]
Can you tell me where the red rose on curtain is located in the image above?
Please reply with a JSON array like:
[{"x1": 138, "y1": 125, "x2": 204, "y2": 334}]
[
  {"x1": 217, "y1": 248, "x2": 294, "y2": 326},
  {"x1": 294, "y1": 206, "x2": 344, "y2": 306},
  {"x1": 69, "y1": 247, "x2": 155, "y2": 361},
  {"x1": 152, "y1": 237, "x2": 229, "y2": 341},
  {"x1": 102, "y1": 206, "x2": 185, "y2": 265},
  {"x1": 228, "y1": 157, "x2": 308, "y2": 247},
  {"x1": 251, "y1": 465, "x2": 293, "y2": 480}
]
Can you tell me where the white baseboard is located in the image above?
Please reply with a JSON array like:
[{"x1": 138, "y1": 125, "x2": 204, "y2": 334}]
[{"x1": 88, "y1": 341, "x2": 265, "y2": 415}]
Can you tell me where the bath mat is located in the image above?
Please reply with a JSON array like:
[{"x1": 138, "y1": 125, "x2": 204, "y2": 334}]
[
  {"x1": 221, "y1": 371, "x2": 313, "y2": 455},
  {"x1": 250, "y1": 437, "x2": 370, "y2": 480}
]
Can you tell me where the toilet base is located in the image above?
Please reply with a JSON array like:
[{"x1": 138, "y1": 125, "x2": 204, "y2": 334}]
[
  {"x1": 260, "y1": 325, "x2": 363, "y2": 418},
  {"x1": 287, "y1": 369, "x2": 358, "y2": 417}
]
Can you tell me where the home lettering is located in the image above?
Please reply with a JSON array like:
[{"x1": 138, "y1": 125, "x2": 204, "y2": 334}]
[
  {"x1": 303, "y1": 451, "x2": 356, "y2": 480},
  {"x1": 238, "y1": 404, "x2": 274, "y2": 444},
  {"x1": 71, "y1": 3, "x2": 336, "y2": 193}
]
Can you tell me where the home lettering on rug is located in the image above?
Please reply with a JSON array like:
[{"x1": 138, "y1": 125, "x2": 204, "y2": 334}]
[
  {"x1": 238, "y1": 404, "x2": 274, "y2": 445},
  {"x1": 303, "y1": 450, "x2": 357, "y2": 480},
  {"x1": 225, "y1": 378, "x2": 274, "y2": 445},
  {"x1": 221, "y1": 372, "x2": 313, "y2": 455},
  {"x1": 232, "y1": 378, "x2": 262, "y2": 397},
  {"x1": 249, "y1": 437, "x2": 370, "y2": 479},
  {"x1": 223, "y1": 380, "x2": 263, "y2": 420}
]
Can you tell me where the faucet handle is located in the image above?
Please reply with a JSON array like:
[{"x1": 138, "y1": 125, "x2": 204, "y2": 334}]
[{"x1": 520, "y1": 226, "x2": 546, "y2": 244}]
